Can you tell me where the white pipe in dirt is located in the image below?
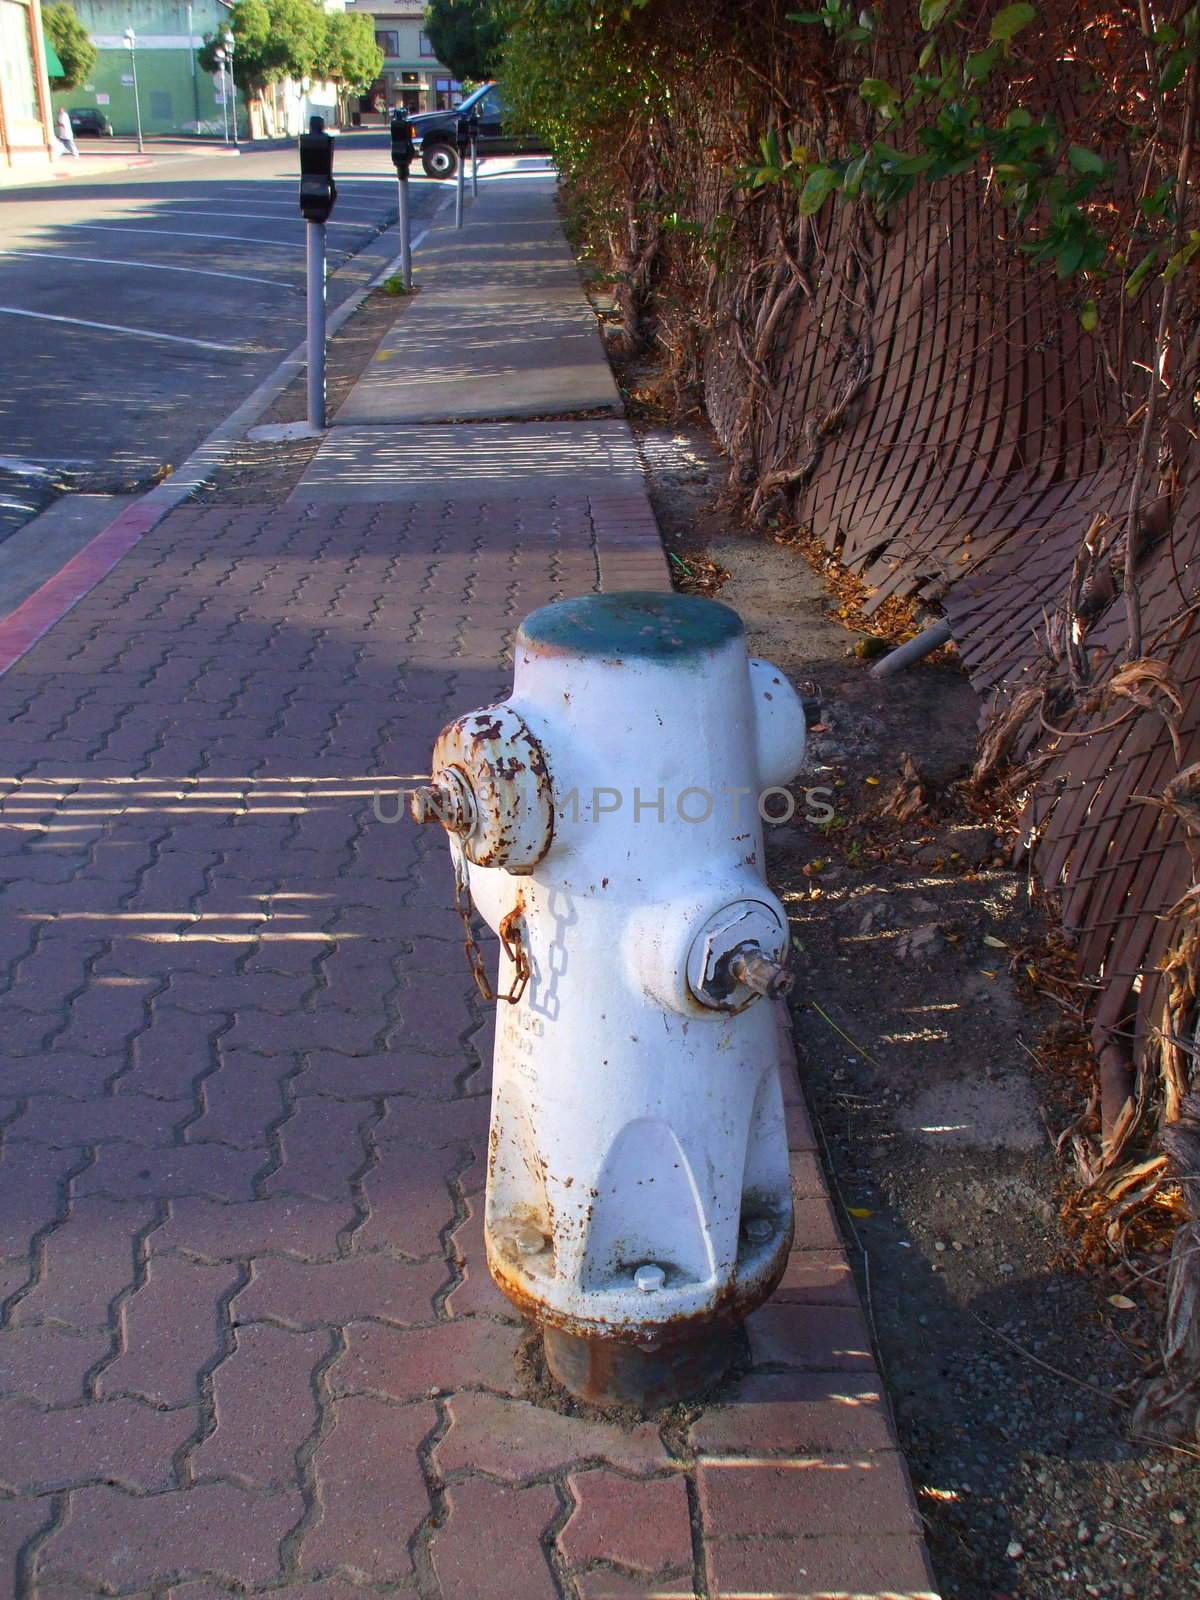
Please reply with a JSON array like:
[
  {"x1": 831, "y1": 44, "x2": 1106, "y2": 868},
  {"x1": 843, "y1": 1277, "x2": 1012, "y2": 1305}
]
[{"x1": 870, "y1": 617, "x2": 953, "y2": 680}]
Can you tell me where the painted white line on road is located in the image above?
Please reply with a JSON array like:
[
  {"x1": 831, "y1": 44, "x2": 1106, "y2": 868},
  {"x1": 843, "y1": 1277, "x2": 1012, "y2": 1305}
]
[
  {"x1": 0, "y1": 250, "x2": 291, "y2": 290},
  {"x1": 0, "y1": 306, "x2": 247, "y2": 353},
  {"x1": 153, "y1": 207, "x2": 377, "y2": 231},
  {"x1": 51, "y1": 221, "x2": 308, "y2": 251},
  {"x1": 192, "y1": 189, "x2": 386, "y2": 213},
  {"x1": 0, "y1": 453, "x2": 92, "y2": 469}
]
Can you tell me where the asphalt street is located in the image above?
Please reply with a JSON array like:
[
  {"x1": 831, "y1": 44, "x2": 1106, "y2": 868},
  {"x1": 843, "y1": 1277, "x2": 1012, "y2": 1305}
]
[{"x1": 0, "y1": 134, "x2": 443, "y2": 543}]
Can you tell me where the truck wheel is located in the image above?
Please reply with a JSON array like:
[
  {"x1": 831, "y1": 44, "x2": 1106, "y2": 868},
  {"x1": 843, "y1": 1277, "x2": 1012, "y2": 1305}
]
[{"x1": 422, "y1": 142, "x2": 457, "y2": 179}]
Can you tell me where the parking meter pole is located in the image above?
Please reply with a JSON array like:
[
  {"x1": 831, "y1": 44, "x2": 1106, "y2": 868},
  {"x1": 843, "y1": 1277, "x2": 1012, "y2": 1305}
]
[
  {"x1": 397, "y1": 172, "x2": 412, "y2": 290},
  {"x1": 298, "y1": 116, "x2": 336, "y2": 433},
  {"x1": 389, "y1": 111, "x2": 415, "y2": 290},
  {"x1": 306, "y1": 222, "x2": 326, "y2": 431},
  {"x1": 471, "y1": 129, "x2": 479, "y2": 197},
  {"x1": 455, "y1": 118, "x2": 470, "y2": 230}
]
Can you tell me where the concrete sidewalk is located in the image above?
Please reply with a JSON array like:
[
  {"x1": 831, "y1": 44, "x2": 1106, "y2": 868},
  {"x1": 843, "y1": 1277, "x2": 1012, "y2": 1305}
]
[{"x1": 0, "y1": 170, "x2": 938, "y2": 1598}]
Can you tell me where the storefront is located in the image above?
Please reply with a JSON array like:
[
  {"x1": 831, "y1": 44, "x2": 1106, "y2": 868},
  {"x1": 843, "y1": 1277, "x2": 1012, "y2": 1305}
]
[{"x1": 350, "y1": 4, "x2": 457, "y2": 118}]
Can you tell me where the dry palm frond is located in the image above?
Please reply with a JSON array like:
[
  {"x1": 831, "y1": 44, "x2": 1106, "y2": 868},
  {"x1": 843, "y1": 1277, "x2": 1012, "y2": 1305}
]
[
  {"x1": 1152, "y1": 921, "x2": 1200, "y2": 1126},
  {"x1": 1131, "y1": 1100, "x2": 1200, "y2": 1443},
  {"x1": 882, "y1": 751, "x2": 930, "y2": 823},
  {"x1": 1107, "y1": 657, "x2": 1185, "y2": 762},
  {"x1": 1160, "y1": 762, "x2": 1200, "y2": 837},
  {"x1": 1167, "y1": 882, "x2": 1200, "y2": 920},
  {"x1": 972, "y1": 684, "x2": 1044, "y2": 788}
]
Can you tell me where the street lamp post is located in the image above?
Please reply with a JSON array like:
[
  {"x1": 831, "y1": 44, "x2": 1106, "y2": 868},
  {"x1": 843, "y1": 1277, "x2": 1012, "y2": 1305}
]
[
  {"x1": 123, "y1": 28, "x2": 144, "y2": 154},
  {"x1": 186, "y1": 1, "x2": 199, "y2": 126},
  {"x1": 223, "y1": 31, "x2": 237, "y2": 145},
  {"x1": 214, "y1": 45, "x2": 229, "y2": 144}
]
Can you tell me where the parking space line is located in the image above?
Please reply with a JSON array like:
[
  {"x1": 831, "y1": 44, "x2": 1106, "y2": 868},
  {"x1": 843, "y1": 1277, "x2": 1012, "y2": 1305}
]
[
  {"x1": 50, "y1": 221, "x2": 308, "y2": 250},
  {"x1": 154, "y1": 208, "x2": 379, "y2": 231},
  {"x1": 0, "y1": 251, "x2": 290, "y2": 289},
  {"x1": 0, "y1": 306, "x2": 248, "y2": 353},
  {"x1": 195, "y1": 189, "x2": 385, "y2": 213}
]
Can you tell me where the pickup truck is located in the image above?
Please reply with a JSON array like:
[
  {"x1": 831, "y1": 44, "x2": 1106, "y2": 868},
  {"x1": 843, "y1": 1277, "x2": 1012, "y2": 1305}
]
[{"x1": 409, "y1": 81, "x2": 546, "y2": 178}]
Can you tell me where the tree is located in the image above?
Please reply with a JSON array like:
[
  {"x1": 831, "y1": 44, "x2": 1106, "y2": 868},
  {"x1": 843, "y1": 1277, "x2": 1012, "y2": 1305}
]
[
  {"x1": 199, "y1": 0, "x2": 327, "y2": 97},
  {"x1": 319, "y1": 12, "x2": 384, "y2": 95},
  {"x1": 43, "y1": 3, "x2": 96, "y2": 93},
  {"x1": 424, "y1": 0, "x2": 504, "y2": 83},
  {"x1": 198, "y1": 0, "x2": 271, "y2": 97},
  {"x1": 263, "y1": 0, "x2": 327, "y2": 81}
]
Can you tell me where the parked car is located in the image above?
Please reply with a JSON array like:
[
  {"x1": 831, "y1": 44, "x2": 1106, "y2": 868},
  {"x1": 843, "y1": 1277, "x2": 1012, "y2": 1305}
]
[
  {"x1": 408, "y1": 82, "x2": 546, "y2": 179},
  {"x1": 68, "y1": 108, "x2": 113, "y2": 137}
]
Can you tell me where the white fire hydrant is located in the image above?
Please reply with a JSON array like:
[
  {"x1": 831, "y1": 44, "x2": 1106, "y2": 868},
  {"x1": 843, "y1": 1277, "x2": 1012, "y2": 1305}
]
[{"x1": 413, "y1": 592, "x2": 808, "y2": 1406}]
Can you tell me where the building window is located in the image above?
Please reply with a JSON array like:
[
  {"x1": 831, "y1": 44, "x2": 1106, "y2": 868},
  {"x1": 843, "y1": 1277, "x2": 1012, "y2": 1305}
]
[
  {"x1": 419, "y1": 30, "x2": 435, "y2": 57},
  {"x1": 375, "y1": 30, "x2": 399, "y2": 56}
]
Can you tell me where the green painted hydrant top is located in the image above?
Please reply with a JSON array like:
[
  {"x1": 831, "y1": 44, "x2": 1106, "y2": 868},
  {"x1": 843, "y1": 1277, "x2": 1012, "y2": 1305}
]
[{"x1": 518, "y1": 591, "x2": 743, "y2": 661}]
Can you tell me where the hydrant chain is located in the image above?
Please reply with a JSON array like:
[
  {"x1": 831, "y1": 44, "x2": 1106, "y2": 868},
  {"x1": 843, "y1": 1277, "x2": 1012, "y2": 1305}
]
[{"x1": 452, "y1": 850, "x2": 531, "y2": 1005}]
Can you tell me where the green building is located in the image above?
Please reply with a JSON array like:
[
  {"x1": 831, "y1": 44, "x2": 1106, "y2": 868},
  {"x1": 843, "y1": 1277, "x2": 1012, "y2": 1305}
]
[{"x1": 49, "y1": 0, "x2": 243, "y2": 137}]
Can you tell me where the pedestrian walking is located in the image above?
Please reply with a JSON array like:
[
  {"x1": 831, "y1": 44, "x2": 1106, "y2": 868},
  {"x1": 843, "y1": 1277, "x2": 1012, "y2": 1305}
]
[{"x1": 56, "y1": 107, "x2": 80, "y2": 158}]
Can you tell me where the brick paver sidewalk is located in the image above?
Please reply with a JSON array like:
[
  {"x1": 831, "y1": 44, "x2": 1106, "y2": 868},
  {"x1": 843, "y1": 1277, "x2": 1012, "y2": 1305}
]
[{"x1": 0, "y1": 173, "x2": 938, "y2": 1599}]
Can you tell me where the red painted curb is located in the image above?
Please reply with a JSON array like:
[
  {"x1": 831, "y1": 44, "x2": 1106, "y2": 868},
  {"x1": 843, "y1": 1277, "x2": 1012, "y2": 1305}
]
[{"x1": 0, "y1": 498, "x2": 164, "y2": 677}]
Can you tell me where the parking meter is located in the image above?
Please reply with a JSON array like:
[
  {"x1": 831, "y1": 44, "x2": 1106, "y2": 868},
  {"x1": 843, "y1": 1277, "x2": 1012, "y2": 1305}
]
[
  {"x1": 389, "y1": 109, "x2": 415, "y2": 176},
  {"x1": 298, "y1": 116, "x2": 337, "y2": 223},
  {"x1": 455, "y1": 115, "x2": 472, "y2": 161},
  {"x1": 299, "y1": 115, "x2": 334, "y2": 429}
]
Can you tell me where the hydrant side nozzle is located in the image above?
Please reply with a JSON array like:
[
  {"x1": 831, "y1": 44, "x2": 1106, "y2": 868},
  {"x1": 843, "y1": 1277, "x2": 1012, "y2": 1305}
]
[
  {"x1": 408, "y1": 774, "x2": 476, "y2": 835},
  {"x1": 728, "y1": 946, "x2": 794, "y2": 1000}
]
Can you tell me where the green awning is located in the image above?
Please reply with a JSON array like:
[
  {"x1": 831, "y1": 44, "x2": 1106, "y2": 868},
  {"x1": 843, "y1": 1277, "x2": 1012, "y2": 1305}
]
[{"x1": 43, "y1": 34, "x2": 66, "y2": 78}]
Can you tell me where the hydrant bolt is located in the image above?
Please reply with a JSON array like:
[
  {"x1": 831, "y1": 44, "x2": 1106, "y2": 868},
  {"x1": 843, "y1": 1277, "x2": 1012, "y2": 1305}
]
[
  {"x1": 744, "y1": 1216, "x2": 774, "y2": 1244},
  {"x1": 501, "y1": 1222, "x2": 549, "y2": 1259},
  {"x1": 634, "y1": 1264, "x2": 667, "y2": 1294}
]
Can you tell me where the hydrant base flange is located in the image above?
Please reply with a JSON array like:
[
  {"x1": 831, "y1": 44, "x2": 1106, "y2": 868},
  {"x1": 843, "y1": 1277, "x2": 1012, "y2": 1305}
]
[{"x1": 543, "y1": 1320, "x2": 738, "y2": 1411}]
